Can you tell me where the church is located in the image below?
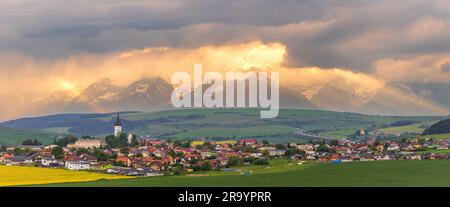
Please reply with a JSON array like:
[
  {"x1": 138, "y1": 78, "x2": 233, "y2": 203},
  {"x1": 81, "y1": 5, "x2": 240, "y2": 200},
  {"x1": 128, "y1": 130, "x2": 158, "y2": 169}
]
[{"x1": 114, "y1": 113, "x2": 122, "y2": 136}]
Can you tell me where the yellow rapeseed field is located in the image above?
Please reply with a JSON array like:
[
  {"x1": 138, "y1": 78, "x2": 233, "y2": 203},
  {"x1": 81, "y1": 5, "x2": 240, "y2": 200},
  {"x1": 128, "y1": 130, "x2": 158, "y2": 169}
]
[
  {"x1": 0, "y1": 165, "x2": 131, "y2": 186},
  {"x1": 190, "y1": 140, "x2": 205, "y2": 146},
  {"x1": 215, "y1": 140, "x2": 237, "y2": 145}
]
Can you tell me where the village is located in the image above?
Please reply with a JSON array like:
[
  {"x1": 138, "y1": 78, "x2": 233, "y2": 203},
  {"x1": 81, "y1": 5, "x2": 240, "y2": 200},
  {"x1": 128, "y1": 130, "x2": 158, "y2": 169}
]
[{"x1": 1, "y1": 114, "x2": 450, "y2": 177}]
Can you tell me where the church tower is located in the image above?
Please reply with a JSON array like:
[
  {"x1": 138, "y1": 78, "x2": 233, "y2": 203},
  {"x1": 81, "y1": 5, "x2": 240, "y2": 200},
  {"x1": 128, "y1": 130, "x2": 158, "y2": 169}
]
[{"x1": 114, "y1": 113, "x2": 122, "y2": 136}]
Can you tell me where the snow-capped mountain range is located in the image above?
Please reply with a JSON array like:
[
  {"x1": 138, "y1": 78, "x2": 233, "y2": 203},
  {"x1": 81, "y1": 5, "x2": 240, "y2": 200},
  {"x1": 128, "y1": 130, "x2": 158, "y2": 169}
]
[
  {"x1": 9, "y1": 77, "x2": 450, "y2": 120},
  {"x1": 33, "y1": 77, "x2": 174, "y2": 116}
]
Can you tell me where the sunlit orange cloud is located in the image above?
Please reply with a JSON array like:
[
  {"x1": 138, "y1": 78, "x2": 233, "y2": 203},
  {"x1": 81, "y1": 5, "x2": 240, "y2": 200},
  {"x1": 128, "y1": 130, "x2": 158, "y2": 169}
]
[
  {"x1": 0, "y1": 41, "x2": 389, "y2": 120},
  {"x1": 281, "y1": 67, "x2": 385, "y2": 101},
  {"x1": 0, "y1": 41, "x2": 384, "y2": 97},
  {"x1": 0, "y1": 42, "x2": 286, "y2": 94},
  {"x1": 374, "y1": 54, "x2": 450, "y2": 82}
]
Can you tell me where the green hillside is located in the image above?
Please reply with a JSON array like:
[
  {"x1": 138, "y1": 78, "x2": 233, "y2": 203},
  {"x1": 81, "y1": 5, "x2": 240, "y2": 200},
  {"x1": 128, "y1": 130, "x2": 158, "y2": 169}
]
[
  {"x1": 35, "y1": 160, "x2": 450, "y2": 187},
  {"x1": 0, "y1": 127, "x2": 58, "y2": 145},
  {"x1": 1, "y1": 109, "x2": 445, "y2": 143},
  {"x1": 420, "y1": 133, "x2": 450, "y2": 139},
  {"x1": 423, "y1": 118, "x2": 450, "y2": 135}
]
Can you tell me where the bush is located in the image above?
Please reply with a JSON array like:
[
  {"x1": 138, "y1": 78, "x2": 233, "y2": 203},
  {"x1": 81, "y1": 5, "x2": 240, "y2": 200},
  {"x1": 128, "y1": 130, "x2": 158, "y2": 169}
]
[
  {"x1": 227, "y1": 156, "x2": 244, "y2": 167},
  {"x1": 253, "y1": 159, "x2": 269, "y2": 165},
  {"x1": 200, "y1": 161, "x2": 213, "y2": 171}
]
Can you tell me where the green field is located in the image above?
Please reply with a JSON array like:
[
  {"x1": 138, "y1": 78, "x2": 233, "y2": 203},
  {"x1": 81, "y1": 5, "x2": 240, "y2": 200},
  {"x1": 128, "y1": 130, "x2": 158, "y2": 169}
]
[
  {"x1": 0, "y1": 127, "x2": 58, "y2": 145},
  {"x1": 319, "y1": 129, "x2": 356, "y2": 139},
  {"x1": 35, "y1": 159, "x2": 450, "y2": 187},
  {"x1": 378, "y1": 120, "x2": 438, "y2": 134},
  {"x1": 420, "y1": 133, "x2": 450, "y2": 139},
  {"x1": 418, "y1": 149, "x2": 450, "y2": 154}
]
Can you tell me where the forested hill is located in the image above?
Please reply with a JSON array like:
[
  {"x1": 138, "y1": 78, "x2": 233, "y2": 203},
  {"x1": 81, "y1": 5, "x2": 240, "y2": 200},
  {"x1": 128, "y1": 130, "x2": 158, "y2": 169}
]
[{"x1": 423, "y1": 118, "x2": 450, "y2": 135}]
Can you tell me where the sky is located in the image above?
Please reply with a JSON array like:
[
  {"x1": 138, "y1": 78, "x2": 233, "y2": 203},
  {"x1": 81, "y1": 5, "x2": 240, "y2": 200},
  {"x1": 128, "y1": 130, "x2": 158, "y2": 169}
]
[{"x1": 1, "y1": 0, "x2": 450, "y2": 119}]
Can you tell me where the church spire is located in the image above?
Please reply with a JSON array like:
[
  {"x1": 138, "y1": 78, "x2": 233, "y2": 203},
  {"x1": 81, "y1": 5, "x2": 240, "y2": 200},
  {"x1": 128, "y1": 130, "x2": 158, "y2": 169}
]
[{"x1": 114, "y1": 113, "x2": 122, "y2": 126}]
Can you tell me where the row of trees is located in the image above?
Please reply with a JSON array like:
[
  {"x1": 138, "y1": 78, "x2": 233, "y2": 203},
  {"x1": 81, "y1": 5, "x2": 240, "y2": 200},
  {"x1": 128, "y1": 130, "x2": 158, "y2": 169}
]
[
  {"x1": 105, "y1": 133, "x2": 139, "y2": 148},
  {"x1": 22, "y1": 139, "x2": 42, "y2": 146}
]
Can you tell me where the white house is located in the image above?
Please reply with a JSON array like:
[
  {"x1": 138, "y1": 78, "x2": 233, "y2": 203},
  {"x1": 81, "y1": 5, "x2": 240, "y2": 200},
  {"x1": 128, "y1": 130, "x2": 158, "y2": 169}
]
[
  {"x1": 268, "y1": 149, "x2": 286, "y2": 156},
  {"x1": 360, "y1": 155, "x2": 375, "y2": 162},
  {"x1": 297, "y1": 144, "x2": 314, "y2": 151},
  {"x1": 387, "y1": 145, "x2": 400, "y2": 151},
  {"x1": 41, "y1": 157, "x2": 59, "y2": 166},
  {"x1": 67, "y1": 139, "x2": 106, "y2": 149},
  {"x1": 65, "y1": 161, "x2": 90, "y2": 170},
  {"x1": 375, "y1": 154, "x2": 392, "y2": 161}
]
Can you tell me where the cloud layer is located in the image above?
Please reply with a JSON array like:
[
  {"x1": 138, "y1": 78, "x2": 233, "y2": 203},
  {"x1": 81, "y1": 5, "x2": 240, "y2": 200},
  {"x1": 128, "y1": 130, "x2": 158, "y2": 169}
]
[{"x1": 1, "y1": 0, "x2": 450, "y2": 71}]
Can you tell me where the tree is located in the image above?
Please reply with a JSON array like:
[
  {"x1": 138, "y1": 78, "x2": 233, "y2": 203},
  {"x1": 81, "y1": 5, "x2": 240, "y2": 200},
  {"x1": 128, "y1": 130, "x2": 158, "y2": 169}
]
[
  {"x1": 173, "y1": 140, "x2": 182, "y2": 147},
  {"x1": 129, "y1": 134, "x2": 139, "y2": 147},
  {"x1": 92, "y1": 149, "x2": 109, "y2": 161},
  {"x1": 120, "y1": 147, "x2": 129, "y2": 155},
  {"x1": 0, "y1": 145, "x2": 6, "y2": 152},
  {"x1": 330, "y1": 139, "x2": 339, "y2": 146},
  {"x1": 316, "y1": 145, "x2": 335, "y2": 153},
  {"x1": 171, "y1": 166, "x2": 182, "y2": 175},
  {"x1": 76, "y1": 148, "x2": 90, "y2": 156},
  {"x1": 22, "y1": 139, "x2": 42, "y2": 146},
  {"x1": 168, "y1": 150, "x2": 176, "y2": 158},
  {"x1": 227, "y1": 156, "x2": 243, "y2": 167},
  {"x1": 52, "y1": 146, "x2": 65, "y2": 159},
  {"x1": 253, "y1": 159, "x2": 269, "y2": 165},
  {"x1": 243, "y1": 146, "x2": 256, "y2": 153},
  {"x1": 54, "y1": 135, "x2": 78, "y2": 147},
  {"x1": 200, "y1": 161, "x2": 213, "y2": 171},
  {"x1": 105, "y1": 133, "x2": 135, "y2": 148},
  {"x1": 13, "y1": 148, "x2": 24, "y2": 155},
  {"x1": 285, "y1": 147, "x2": 298, "y2": 156},
  {"x1": 22, "y1": 139, "x2": 33, "y2": 146},
  {"x1": 262, "y1": 150, "x2": 270, "y2": 157},
  {"x1": 262, "y1": 140, "x2": 269, "y2": 145},
  {"x1": 275, "y1": 144, "x2": 286, "y2": 150}
]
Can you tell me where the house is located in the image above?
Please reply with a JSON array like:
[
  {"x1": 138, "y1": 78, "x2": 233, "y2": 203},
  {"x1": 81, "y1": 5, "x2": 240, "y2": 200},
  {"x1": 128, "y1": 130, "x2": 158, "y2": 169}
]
[
  {"x1": 6, "y1": 145, "x2": 43, "y2": 151},
  {"x1": 297, "y1": 144, "x2": 314, "y2": 151},
  {"x1": 319, "y1": 154, "x2": 331, "y2": 162},
  {"x1": 360, "y1": 155, "x2": 375, "y2": 162},
  {"x1": 305, "y1": 154, "x2": 316, "y2": 160},
  {"x1": 116, "y1": 156, "x2": 132, "y2": 167},
  {"x1": 251, "y1": 153, "x2": 263, "y2": 158},
  {"x1": 106, "y1": 167, "x2": 143, "y2": 176},
  {"x1": 0, "y1": 153, "x2": 13, "y2": 163},
  {"x1": 65, "y1": 161, "x2": 90, "y2": 170},
  {"x1": 79, "y1": 154, "x2": 98, "y2": 164},
  {"x1": 41, "y1": 157, "x2": 59, "y2": 167},
  {"x1": 330, "y1": 154, "x2": 341, "y2": 161},
  {"x1": 239, "y1": 139, "x2": 257, "y2": 146},
  {"x1": 375, "y1": 144, "x2": 384, "y2": 151},
  {"x1": 3, "y1": 156, "x2": 34, "y2": 166},
  {"x1": 387, "y1": 145, "x2": 400, "y2": 151},
  {"x1": 405, "y1": 153, "x2": 421, "y2": 160},
  {"x1": 401, "y1": 144, "x2": 415, "y2": 151},
  {"x1": 258, "y1": 147, "x2": 275, "y2": 152},
  {"x1": 67, "y1": 139, "x2": 106, "y2": 149},
  {"x1": 375, "y1": 154, "x2": 392, "y2": 161},
  {"x1": 268, "y1": 149, "x2": 286, "y2": 156}
]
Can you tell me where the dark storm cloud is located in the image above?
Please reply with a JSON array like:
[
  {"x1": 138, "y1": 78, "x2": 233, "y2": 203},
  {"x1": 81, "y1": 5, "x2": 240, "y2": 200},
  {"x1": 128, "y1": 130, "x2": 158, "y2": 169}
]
[{"x1": 1, "y1": 0, "x2": 450, "y2": 71}]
